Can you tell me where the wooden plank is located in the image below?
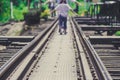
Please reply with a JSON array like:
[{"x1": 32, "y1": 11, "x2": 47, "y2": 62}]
[
  {"x1": 81, "y1": 26, "x2": 120, "y2": 31},
  {"x1": 0, "y1": 36, "x2": 34, "y2": 42},
  {"x1": 89, "y1": 36, "x2": 120, "y2": 44},
  {"x1": 0, "y1": 36, "x2": 34, "y2": 45}
]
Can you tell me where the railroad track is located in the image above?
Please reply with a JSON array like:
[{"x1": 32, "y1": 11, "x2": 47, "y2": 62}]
[
  {"x1": 0, "y1": 19, "x2": 54, "y2": 69},
  {"x1": 0, "y1": 36, "x2": 34, "y2": 67},
  {"x1": 0, "y1": 19, "x2": 58, "y2": 80},
  {"x1": 0, "y1": 17, "x2": 120, "y2": 80},
  {"x1": 74, "y1": 17, "x2": 120, "y2": 80}
]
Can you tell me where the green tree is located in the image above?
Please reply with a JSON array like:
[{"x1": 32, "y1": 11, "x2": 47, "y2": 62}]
[{"x1": 0, "y1": 0, "x2": 10, "y2": 22}]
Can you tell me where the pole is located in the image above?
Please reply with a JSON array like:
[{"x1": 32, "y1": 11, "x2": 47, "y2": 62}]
[
  {"x1": 28, "y1": 0, "x2": 30, "y2": 10},
  {"x1": 38, "y1": 0, "x2": 41, "y2": 11},
  {"x1": 10, "y1": 1, "x2": 14, "y2": 19}
]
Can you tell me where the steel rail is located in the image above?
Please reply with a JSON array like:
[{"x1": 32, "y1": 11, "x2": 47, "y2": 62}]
[
  {"x1": 0, "y1": 18, "x2": 58, "y2": 80},
  {"x1": 70, "y1": 18, "x2": 93, "y2": 80},
  {"x1": 72, "y1": 17, "x2": 112, "y2": 80},
  {"x1": 10, "y1": 20, "x2": 58, "y2": 80}
]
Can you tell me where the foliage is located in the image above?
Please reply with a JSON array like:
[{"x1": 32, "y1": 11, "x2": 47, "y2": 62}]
[
  {"x1": 0, "y1": 0, "x2": 37, "y2": 23},
  {"x1": 41, "y1": 9, "x2": 50, "y2": 20},
  {"x1": 0, "y1": 0, "x2": 10, "y2": 23},
  {"x1": 41, "y1": 5, "x2": 47, "y2": 12},
  {"x1": 78, "y1": 2, "x2": 87, "y2": 15},
  {"x1": 0, "y1": 0, "x2": 91, "y2": 23},
  {"x1": 13, "y1": 3, "x2": 28, "y2": 21},
  {"x1": 115, "y1": 31, "x2": 120, "y2": 36},
  {"x1": 69, "y1": 0, "x2": 88, "y2": 16}
]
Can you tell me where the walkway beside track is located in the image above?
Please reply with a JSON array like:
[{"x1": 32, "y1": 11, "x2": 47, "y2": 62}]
[{"x1": 28, "y1": 19, "x2": 78, "y2": 80}]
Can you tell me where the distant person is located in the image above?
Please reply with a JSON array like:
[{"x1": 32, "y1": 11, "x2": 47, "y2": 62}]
[
  {"x1": 51, "y1": 0, "x2": 78, "y2": 35},
  {"x1": 71, "y1": 0, "x2": 82, "y2": 13},
  {"x1": 44, "y1": 0, "x2": 56, "y2": 17}
]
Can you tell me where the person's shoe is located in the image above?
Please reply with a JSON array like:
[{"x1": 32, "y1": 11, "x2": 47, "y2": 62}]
[
  {"x1": 64, "y1": 31, "x2": 67, "y2": 34},
  {"x1": 59, "y1": 28, "x2": 62, "y2": 35},
  {"x1": 60, "y1": 32, "x2": 62, "y2": 35},
  {"x1": 64, "y1": 29, "x2": 67, "y2": 35},
  {"x1": 59, "y1": 28, "x2": 61, "y2": 32}
]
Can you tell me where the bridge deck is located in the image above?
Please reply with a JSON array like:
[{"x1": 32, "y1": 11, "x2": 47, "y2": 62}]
[{"x1": 28, "y1": 20, "x2": 78, "y2": 80}]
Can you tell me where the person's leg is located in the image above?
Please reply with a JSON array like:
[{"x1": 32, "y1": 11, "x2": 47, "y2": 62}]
[
  {"x1": 52, "y1": 6, "x2": 55, "y2": 17},
  {"x1": 59, "y1": 15, "x2": 67, "y2": 34},
  {"x1": 63, "y1": 17, "x2": 67, "y2": 34},
  {"x1": 51, "y1": 7, "x2": 55, "y2": 17},
  {"x1": 58, "y1": 15, "x2": 63, "y2": 34}
]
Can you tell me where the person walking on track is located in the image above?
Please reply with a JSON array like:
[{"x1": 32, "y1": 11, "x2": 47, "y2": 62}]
[{"x1": 51, "y1": 0, "x2": 78, "y2": 35}]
